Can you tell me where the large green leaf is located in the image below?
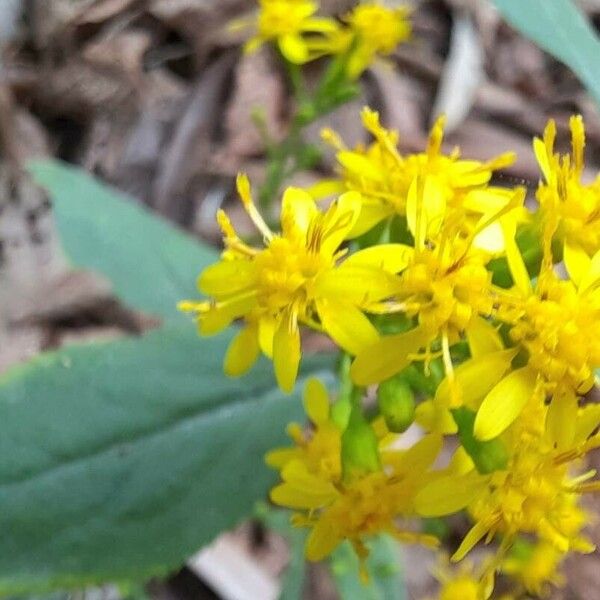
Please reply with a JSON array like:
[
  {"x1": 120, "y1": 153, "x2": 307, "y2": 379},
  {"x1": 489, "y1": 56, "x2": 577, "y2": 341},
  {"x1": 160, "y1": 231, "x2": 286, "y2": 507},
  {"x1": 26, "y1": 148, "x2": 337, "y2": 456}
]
[
  {"x1": 492, "y1": 0, "x2": 600, "y2": 106},
  {"x1": 0, "y1": 325, "x2": 333, "y2": 595},
  {"x1": 28, "y1": 160, "x2": 217, "y2": 322}
]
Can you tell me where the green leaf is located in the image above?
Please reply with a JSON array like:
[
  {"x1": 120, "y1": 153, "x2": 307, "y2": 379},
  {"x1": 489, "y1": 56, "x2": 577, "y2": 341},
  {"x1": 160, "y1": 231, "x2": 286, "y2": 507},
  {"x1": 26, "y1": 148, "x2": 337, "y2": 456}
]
[
  {"x1": 329, "y1": 536, "x2": 406, "y2": 600},
  {"x1": 491, "y1": 0, "x2": 600, "y2": 106},
  {"x1": 28, "y1": 160, "x2": 217, "y2": 321},
  {"x1": 0, "y1": 325, "x2": 334, "y2": 595}
]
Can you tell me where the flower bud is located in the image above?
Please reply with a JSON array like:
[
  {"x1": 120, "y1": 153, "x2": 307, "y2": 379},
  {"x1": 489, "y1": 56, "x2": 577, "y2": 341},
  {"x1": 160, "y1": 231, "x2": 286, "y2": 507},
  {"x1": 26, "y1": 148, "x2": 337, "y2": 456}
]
[
  {"x1": 452, "y1": 407, "x2": 509, "y2": 474},
  {"x1": 341, "y1": 405, "x2": 380, "y2": 479},
  {"x1": 377, "y1": 375, "x2": 416, "y2": 433}
]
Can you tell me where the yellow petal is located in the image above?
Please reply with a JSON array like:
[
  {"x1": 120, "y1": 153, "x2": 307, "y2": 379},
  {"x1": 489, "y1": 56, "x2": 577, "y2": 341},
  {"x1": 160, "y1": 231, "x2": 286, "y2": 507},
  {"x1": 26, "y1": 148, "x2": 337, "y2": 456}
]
[
  {"x1": 273, "y1": 319, "x2": 301, "y2": 393},
  {"x1": 304, "y1": 378, "x2": 330, "y2": 425},
  {"x1": 447, "y1": 446, "x2": 475, "y2": 475},
  {"x1": 466, "y1": 317, "x2": 504, "y2": 358},
  {"x1": 575, "y1": 404, "x2": 600, "y2": 444},
  {"x1": 415, "y1": 399, "x2": 457, "y2": 434},
  {"x1": 393, "y1": 433, "x2": 443, "y2": 475},
  {"x1": 270, "y1": 483, "x2": 336, "y2": 510},
  {"x1": 303, "y1": 17, "x2": 339, "y2": 33},
  {"x1": 415, "y1": 472, "x2": 484, "y2": 517},
  {"x1": 351, "y1": 327, "x2": 431, "y2": 386},
  {"x1": 451, "y1": 520, "x2": 491, "y2": 562},
  {"x1": 279, "y1": 460, "x2": 338, "y2": 497},
  {"x1": 313, "y1": 265, "x2": 398, "y2": 304},
  {"x1": 199, "y1": 294, "x2": 258, "y2": 335},
  {"x1": 258, "y1": 316, "x2": 276, "y2": 358},
  {"x1": 316, "y1": 298, "x2": 379, "y2": 355},
  {"x1": 579, "y1": 247, "x2": 600, "y2": 293},
  {"x1": 337, "y1": 151, "x2": 385, "y2": 182},
  {"x1": 278, "y1": 33, "x2": 309, "y2": 64},
  {"x1": 344, "y1": 244, "x2": 413, "y2": 273},
  {"x1": 305, "y1": 517, "x2": 341, "y2": 561},
  {"x1": 281, "y1": 187, "x2": 318, "y2": 241},
  {"x1": 501, "y1": 220, "x2": 531, "y2": 296},
  {"x1": 199, "y1": 260, "x2": 257, "y2": 296},
  {"x1": 563, "y1": 240, "x2": 590, "y2": 286},
  {"x1": 435, "y1": 349, "x2": 516, "y2": 410},
  {"x1": 463, "y1": 187, "x2": 514, "y2": 213},
  {"x1": 546, "y1": 389, "x2": 578, "y2": 450},
  {"x1": 473, "y1": 221, "x2": 504, "y2": 253},
  {"x1": 224, "y1": 324, "x2": 260, "y2": 376},
  {"x1": 406, "y1": 175, "x2": 446, "y2": 242},
  {"x1": 265, "y1": 447, "x2": 299, "y2": 469},
  {"x1": 570, "y1": 114, "x2": 585, "y2": 173},
  {"x1": 347, "y1": 199, "x2": 396, "y2": 238},
  {"x1": 474, "y1": 366, "x2": 537, "y2": 441},
  {"x1": 533, "y1": 136, "x2": 552, "y2": 182},
  {"x1": 318, "y1": 191, "x2": 362, "y2": 255},
  {"x1": 307, "y1": 179, "x2": 346, "y2": 199}
]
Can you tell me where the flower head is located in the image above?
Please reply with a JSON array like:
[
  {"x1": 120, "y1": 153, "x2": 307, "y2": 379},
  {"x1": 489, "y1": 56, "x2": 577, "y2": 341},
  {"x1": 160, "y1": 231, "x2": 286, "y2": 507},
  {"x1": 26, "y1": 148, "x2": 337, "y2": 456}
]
[
  {"x1": 432, "y1": 558, "x2": 494, "y2": 600},
  {"x1": 343, "y1": 2, "x2": 411, "y2": 77},
  {"x1": 534, "y1": 116, "x2": 600, "y2": 259},
  {"x1": 268, "y1": 379, "x2": 440, "y2": 562},
  {"x1": 501, "y1": 539, "x2": 566, "y2": 597},
  {"x1": 321, "y1": 108, "x2": 516, "y2": 238},
  {"x1": 239, "y1": 0, "x2": 339, "y2": 64},
  {"x1": 416, "y1": 390, "x2": 600, "y2": 563},
  {"x1": 180, "y1": 174, "x2": 398, "y2": 392},
  {"x1": 349, "y1": 173, "x2": 524, "y2": 387}
]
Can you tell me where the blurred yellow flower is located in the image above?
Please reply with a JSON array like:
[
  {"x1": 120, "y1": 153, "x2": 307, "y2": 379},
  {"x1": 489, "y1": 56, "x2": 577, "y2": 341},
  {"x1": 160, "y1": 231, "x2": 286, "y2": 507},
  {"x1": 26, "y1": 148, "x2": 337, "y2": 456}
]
[
  {"x1": 180, "y1": 174, "x2": 399, "y2": 392},
  {"x1": 238, "y1": 0, "x2": 339, "y2": 64},
  {"x1": 343, "y1": 2, "x2": 411, "y2": 77},
  {"x1": 502, "y1": 539, "x2": 566, "y2": 597},
  {"x1": 431, "y1": 558, "x2": 494, "y2": 600}
]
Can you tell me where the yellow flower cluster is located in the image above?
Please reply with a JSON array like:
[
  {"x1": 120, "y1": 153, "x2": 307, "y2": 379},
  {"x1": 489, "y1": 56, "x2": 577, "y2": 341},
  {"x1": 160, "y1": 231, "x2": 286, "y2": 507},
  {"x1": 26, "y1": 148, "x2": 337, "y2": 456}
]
[
  {"x1": 234, "y1": 0, "x2": 410, "y2": 75},
  {"x1": 182, "y1": 110, "x2": 600, "y2": 597}
]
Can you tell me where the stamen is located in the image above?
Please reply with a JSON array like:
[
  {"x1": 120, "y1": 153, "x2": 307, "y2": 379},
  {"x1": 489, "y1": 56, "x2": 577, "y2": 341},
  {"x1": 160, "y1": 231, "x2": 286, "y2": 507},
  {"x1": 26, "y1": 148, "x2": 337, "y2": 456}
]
[{"x1": 236, "y1": 173, "x2": 274, "y2": 241}]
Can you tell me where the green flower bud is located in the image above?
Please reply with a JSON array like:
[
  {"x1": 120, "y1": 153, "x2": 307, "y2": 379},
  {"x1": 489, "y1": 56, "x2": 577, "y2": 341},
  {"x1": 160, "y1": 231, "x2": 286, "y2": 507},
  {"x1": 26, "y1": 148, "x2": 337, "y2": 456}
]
[
  {"x1": 452, "y1": 407, "x2": 509, "y2": 474},
  {"x1": 341, "y1": 405, "x2": 380, "y2": 479},
  {"x1": 377, "y1": 376, "x2": 415, "y2": 433}
]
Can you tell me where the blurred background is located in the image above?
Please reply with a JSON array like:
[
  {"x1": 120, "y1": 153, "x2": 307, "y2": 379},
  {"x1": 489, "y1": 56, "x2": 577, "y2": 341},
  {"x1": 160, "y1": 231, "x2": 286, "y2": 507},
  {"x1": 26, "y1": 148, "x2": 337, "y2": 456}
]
[{"x1": 1, "y1": 1, "x2": 600, "y2": 598}]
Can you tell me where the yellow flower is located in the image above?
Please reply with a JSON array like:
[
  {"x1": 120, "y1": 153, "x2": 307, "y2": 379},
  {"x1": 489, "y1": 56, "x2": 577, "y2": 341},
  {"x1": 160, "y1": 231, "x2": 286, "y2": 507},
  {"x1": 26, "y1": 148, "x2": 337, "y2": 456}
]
[
  {"x1": 416, "y1": 390, "x2": 600, "y2": 563},
  {"x1": 320, "y1": 108, "x2": 516, "y2": 238},
  {"x1": 240, "y1": 0, "x2": 339, "y2": 64},
  {"x1": 502, "y1": 539, "x2": 565, "y2": 597},
  {"x1": 432, "y1": 558, "x2": 494, "y2": 600},
  {"x1": 266, "y1": 378, "x2": 342, "y2": 480},
  {"x1": 473, "y1": 212, "x2": 600, "y2": 440},
  {"x1": 349, "y1": 175, "x2": 524, "y2": 387},
  {"x1": 179, "y1": 174, "x2": 399, "y2": 392},
  {"x1": 343, "y1": 2, "x2": 411, "y2": 77},
  {"x1": 268, "y1": 379, "x2": 441, "y2": 561},
  {"x1": 534, "y1": 116, "x2": 600, "y2": 260}
]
